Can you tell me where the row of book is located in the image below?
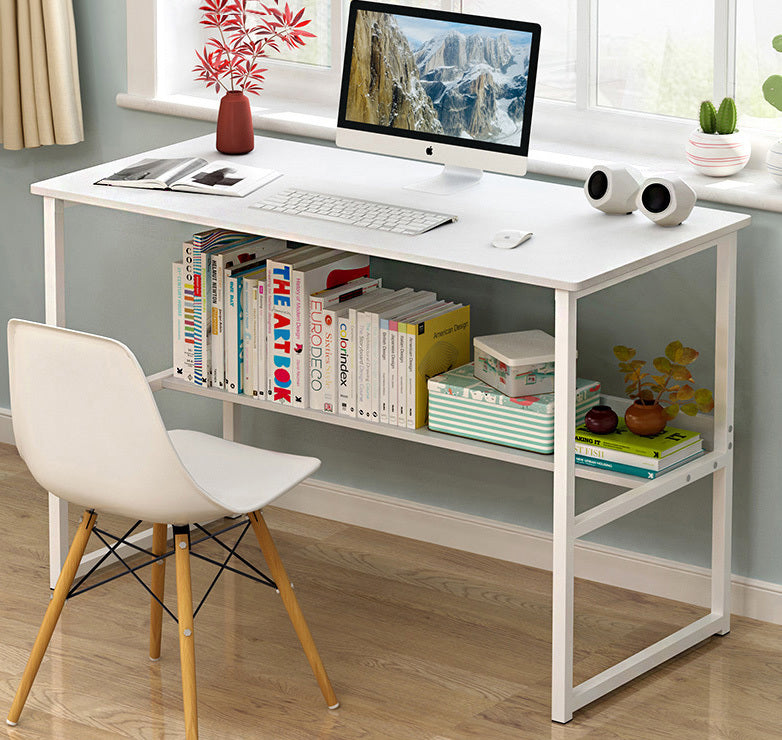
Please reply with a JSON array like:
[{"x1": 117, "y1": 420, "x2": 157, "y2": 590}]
[
  {"x1": 172, "y1": 229, "x2": 471, "y2": 429},
  {"x1": 574, "y1": 421, "x2": 703, "y2": 479}
]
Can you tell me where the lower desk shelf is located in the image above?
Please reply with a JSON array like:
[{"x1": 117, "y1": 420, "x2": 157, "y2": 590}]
[{"x1": 158, "y1": 372, "x2": 725, "y2": 491}]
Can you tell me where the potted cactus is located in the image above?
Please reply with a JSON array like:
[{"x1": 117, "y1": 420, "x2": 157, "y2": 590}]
[
  {"x1": 685, "y1": 97, "x2": 750, "y2": 177},
  {"x1": 762, "y1": 35, "x2": 782, "y2": 184}
]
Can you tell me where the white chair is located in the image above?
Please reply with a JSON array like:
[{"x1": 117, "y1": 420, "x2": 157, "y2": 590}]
[{"x1": 5, "y1": 319, "x2": 339, "y2": 739}]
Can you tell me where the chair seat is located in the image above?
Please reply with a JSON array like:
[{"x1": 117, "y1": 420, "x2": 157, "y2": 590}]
[{"x1": 169, "y1": 430, "x2": 320, "y2": 517}]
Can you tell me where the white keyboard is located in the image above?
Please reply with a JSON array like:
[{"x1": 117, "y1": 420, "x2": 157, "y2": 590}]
[{"x1": 252, "y1": 188, "x2": 457, "y2": 235}]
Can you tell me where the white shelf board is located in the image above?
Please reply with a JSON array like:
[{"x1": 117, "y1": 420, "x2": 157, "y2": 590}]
[
  {"x1": 31, "y1": 134, "x2": 750, "y2": 293},
  {"x1": 158, "y1": 373, "x2": 724, "y2": 490}
]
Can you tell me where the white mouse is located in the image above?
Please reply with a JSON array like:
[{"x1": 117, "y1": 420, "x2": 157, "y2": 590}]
[{"x1": 491, "y1": 230, "x2": 533, "y2": 249}]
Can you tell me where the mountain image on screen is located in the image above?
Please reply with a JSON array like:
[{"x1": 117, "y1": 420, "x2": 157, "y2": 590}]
[{"x1": 345, "y1": 10, "x2": 532, "y2": 145}]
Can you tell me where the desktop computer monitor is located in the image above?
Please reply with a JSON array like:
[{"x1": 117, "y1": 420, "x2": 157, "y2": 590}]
[{"x1": 336, "y1": 0, "x2": 541, "y2": 193}]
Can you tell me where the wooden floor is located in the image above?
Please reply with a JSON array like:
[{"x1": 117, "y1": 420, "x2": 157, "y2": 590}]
[{"x1": 1, "y1": 442, "x2": 781, "y2": 739}]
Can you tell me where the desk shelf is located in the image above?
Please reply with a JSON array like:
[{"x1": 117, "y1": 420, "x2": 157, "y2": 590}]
[{"x1": 158, "y1": 372, "x2": 722, "y2": 491}]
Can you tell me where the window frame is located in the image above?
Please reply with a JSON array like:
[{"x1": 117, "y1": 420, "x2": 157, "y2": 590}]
[{"x1": 124, "y1": 0, "x2": 776, "y2": 165}]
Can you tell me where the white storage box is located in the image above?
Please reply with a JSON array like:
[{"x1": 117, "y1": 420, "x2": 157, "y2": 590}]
[
  {"x1": 428, "y1": 363, "x2": 601, "y2": 454},
  {"x1": 474, "y1": 330, "x2": 567, "y2": 396}
]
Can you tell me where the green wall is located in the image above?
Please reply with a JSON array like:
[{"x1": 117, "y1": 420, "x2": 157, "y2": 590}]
[{"x1": 1, "y1": 0, "x2": 779, "y2": 585}]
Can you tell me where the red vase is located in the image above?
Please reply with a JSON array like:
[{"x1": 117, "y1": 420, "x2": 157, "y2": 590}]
[
  {"x1": 216, "y1": 91, "x2": 254, "y2": 155},
  {"x1": 584, "y1": 405, "x2": 619, "y2": 434},
  {"x1": 624, "y1": 399, "x2": 668, "y2": 436}
]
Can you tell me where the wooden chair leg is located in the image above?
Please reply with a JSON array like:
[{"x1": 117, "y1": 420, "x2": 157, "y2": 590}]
[
  {"x1": 7, "y1": 510, "x2": 97, "y2": 727},
  {"x1": 174, "y1": 526, "x2": 198, "y2": 740},
  {"x1": 247, "y1": 510, "x2": 339, "y2": 709},
  {"x1": 149, "y1": 523, "x2": 167, "y2": 661}
]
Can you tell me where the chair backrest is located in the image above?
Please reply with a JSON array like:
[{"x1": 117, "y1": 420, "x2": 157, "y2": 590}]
[{"x1": 7, "y1": 320, "x2": 226, "y2": 524}]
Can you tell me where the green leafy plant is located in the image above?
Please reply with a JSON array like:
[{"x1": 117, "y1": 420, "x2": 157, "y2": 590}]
[
  {"x1": 613, "y1": 342, "x2": 715, "y2": 420},
  {"x1": 699, "y1": 97, "x2": 737, "y2": 134},
  {"x1": 762, "y1": 35, "x2": 782, "y2": 113}
]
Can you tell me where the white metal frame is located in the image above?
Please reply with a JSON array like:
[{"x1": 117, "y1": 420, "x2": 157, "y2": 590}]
[{"x1": 39, "y1": 196, "x2": 738, "y2": 725}]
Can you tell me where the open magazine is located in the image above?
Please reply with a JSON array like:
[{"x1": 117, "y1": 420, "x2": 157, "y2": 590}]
[{"x1": 95, "y1": 157, "x2": 281, "y2": 197}]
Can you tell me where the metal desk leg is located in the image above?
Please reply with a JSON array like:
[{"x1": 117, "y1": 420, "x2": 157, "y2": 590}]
[
  {"x1": 551, "y1": 289, "x2": 578, "y2": 723},
  {"x1": 44, "y1": 197, "x2": 68, "y2": 589},
  {"x1": 223, "y1": 401, "x2": 239, "y2": 441},
  {"x1": 712, "y1": 234, "x2": 737, "y2": 634}
]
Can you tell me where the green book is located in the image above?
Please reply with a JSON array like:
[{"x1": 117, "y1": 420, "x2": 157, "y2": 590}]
[{"x1": 574, "y1": 420, "x2": 701, "y2": 459}]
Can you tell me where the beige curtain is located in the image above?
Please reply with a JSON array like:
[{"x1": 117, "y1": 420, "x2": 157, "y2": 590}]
[{"x1": 0, "y1": 0, "x2": 84, "y2": 150}]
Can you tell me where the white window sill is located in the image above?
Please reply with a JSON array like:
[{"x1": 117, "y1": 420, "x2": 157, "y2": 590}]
[{"x1": 116, "y1": 91, "x2": 782, "y2": 215}]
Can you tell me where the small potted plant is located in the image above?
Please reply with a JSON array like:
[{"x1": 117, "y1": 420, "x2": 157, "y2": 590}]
[
  {"x1": 685, "y1": 97, "x2": 750, "y2": 177},
  {"x1": 762, "y1": 35, "x2": 782, "y2": 183},
  {"x1": 194, "y1": 0, "x2": 315, "y2": 155},
  {"x1": 614, "y1": 342, "x2": 714, "y2": 436}
]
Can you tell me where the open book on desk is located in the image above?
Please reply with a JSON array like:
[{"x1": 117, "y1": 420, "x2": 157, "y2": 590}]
[{"x1": 95, "y1": 157, "x2": 281, "y2": 198}]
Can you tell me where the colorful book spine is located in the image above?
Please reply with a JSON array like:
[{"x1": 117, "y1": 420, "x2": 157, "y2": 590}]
[
  {"x1": 574, "y1": 423, "x2": 701, "y2": 458},
  {"x1": 309, "y1": 294, "x2": 327, "y2": 412},
  {"x1": 172, "y1": 261, "x2": 185, "y2": 380},
  {"x1": 574, "y1": 440, "x2": 702, "y2": 471},
  {"x1": 380, "y1": 318, "x2": 391, "y2": 424},
  {"x1": 242, "y1": 271, "x2": 266, "y2": 397},
  {"x1": 224, "y1": 271, "x2": 242, "y2": 394},
  {"x1": 338, "y1": 311, "x2": 357, "y2": 417},
  {"x1": 182, "y1": 241, "x2": 196, "y2": 384},
  {"x1": 575, "y1": 455, "x2": 669, "y2": 479},
  {"x1": 256, "y1": 281, "x2": 267, "y2": 400},
  {"x1": 396, "y1": 322, "x2": 407, "y2": 427},
  {"x1": 268, "y1": 262, "x2": 294, "y2": 403}
]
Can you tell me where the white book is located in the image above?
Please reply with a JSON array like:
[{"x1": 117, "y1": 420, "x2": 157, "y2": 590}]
[
  {"x1": 172, "y1": 261, "x2": 185, "y2": 381},
  {"x1": 394, "y1": 300, "x2": 447, "y2": 426},
  {"x1": 354, "y1": 289, "x2": 414, "y2": 422},
  {"x1": 366, "y1": 292, "x2": 436, "y2": 424},
  {"x1": 266, "y1": 247, "x2": 334, "y2": 403},
  {"x1": 376, "y1": 292, "x2": 437, "y2": 424},
  {"x1": 323, "y1": 288, "x2": 394, "y2": 416},
  {"x1": 338, "y1": 290, "x2": 399, "y2": 418},
  {"x1": 290, "y1": 252, "x2": 370, "y2": 408},
  {"x1": 242, "y1": 269, "x2": 266, "y2": 398},
  {"x1": 309, "y1": 278, "x2": 382, "y2": 413},
  {"x1": 210, "y1": 239, "x2": 286, "y2": 389}
]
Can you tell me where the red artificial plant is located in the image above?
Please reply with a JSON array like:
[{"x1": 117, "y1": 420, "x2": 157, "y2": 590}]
[{"x1": 194, "y1": 0, "x2": 315, "y2": 95}]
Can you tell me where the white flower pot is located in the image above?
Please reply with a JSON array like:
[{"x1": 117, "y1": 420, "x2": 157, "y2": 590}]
[
  {"x1": 685, "y1": 129, "x2": 750, "y2": 177},
  {"x1": 766, "y1": 139, "x2": 782, "y2": 185}
]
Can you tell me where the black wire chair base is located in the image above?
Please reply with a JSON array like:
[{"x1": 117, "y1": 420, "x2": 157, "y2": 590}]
[{"x1": 66, "y1": 517, "x2": 277, "y2": 623}]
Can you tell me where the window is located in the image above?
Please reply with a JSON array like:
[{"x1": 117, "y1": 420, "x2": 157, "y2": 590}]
[{"x1": 126, "y1": 0, "x2": 782, "y2": 154}]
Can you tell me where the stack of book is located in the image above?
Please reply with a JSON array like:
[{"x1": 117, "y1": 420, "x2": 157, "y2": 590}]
[
  {"x1": 172, "y1": 228, "x2": 471, "y2": 429},
  {"x1": 574, "y1": 421, "x2": 703, "y2": 479}
]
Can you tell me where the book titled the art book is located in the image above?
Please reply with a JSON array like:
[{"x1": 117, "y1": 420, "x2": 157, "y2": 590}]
[{"x1": 95, "y1": 157, "x2": 280, "y2": 197}]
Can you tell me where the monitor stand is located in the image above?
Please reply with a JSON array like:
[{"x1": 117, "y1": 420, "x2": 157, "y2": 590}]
[{"x1": 403, "y1": 165, "x2": 483, "y2": 195}]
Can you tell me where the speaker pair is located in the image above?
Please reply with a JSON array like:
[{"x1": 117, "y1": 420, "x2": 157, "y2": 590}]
[{"x1": 584, "y1": 164, "x2": 697, "y2": 226}]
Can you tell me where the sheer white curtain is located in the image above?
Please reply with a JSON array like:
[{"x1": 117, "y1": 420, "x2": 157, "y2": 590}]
[{"x1": 0, "y1": 0, "x2": 84, "y2": 150}]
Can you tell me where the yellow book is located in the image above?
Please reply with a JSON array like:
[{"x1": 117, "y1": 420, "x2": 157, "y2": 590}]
[{"x1": 405, "y1": 304, "x2": 471, "y2": 429}]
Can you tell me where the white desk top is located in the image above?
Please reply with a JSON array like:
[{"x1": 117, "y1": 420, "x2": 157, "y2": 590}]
[{"x1": 31, "y1": 134, "x2": 750, "y2": 292}]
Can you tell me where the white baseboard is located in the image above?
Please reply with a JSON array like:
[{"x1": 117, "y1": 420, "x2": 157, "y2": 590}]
[
  {"x1": 0, "y1": 408, "x2": 13, "y2": 446},
  {"x1": 279, "y1": 478, "x2": 782, "y2": 626}
]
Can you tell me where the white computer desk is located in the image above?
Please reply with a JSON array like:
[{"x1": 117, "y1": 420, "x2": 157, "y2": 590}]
[{"x1": 31, "y1": 133, "x2": 750, "y2": 723}]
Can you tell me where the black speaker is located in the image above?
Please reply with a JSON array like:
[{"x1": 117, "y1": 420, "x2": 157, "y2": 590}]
[
  {"x1": 584, "y1": 164, "x2": 643, "y2": 214},
  {"x1": 636, "y1": 176, "x2": 696, "y2": 226}
]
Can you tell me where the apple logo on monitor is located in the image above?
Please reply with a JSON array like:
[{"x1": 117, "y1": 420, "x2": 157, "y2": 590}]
[{"x1": 426, "y1": 146, "x2": 433, "y2": 156}]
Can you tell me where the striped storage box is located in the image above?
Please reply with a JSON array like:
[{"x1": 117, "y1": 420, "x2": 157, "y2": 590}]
[{"x1": 427, "y1": 363, "x2": 601, "y2": 454}]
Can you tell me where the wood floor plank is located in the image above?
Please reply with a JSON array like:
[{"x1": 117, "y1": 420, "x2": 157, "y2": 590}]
[{"x1": 1, "y1": 446, "x2": 781, "y2": 738}]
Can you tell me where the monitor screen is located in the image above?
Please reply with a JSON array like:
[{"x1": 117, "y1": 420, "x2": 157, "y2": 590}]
[{"x1": 338, "y1": 1, "x2": 540, "y2": 160}]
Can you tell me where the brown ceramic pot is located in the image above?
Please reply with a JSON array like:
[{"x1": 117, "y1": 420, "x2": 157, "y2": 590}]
[
  {"x1": 216, "y1": 91, "x2": 254, "y2": 155},
  {"x1": 624, "y1": 399, "x2": 668, "y2": 436},
  {"x1": 584, "y1": 405, "x2": 619, "y2": 434}
]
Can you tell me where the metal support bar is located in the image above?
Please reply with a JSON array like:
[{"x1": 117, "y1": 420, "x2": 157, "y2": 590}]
[
  {"x1": 574, "y1": 452, "x2": 726, "y2": 538},
  {"x1": 572, "y1": 613, "x2": 722, "y2": 711},
  {"x1": 192, "y1": 522, "x2": 276, "y2": 586},
  {"x1": 551, "y1": 288, "x2": 577, "y2": 724}
]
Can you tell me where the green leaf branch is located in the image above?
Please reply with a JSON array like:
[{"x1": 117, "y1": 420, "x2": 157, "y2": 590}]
[{"x1": 613, "y1": 342, "x2": 715, "y2": 420}]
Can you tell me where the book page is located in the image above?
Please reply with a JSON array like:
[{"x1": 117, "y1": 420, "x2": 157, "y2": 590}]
[
  {"x1": 171, "y1": 160, "x2": 281, "y2": 197},
  {"x1": 96, "y1": 157, "x2": 207, "y2": 188}
]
